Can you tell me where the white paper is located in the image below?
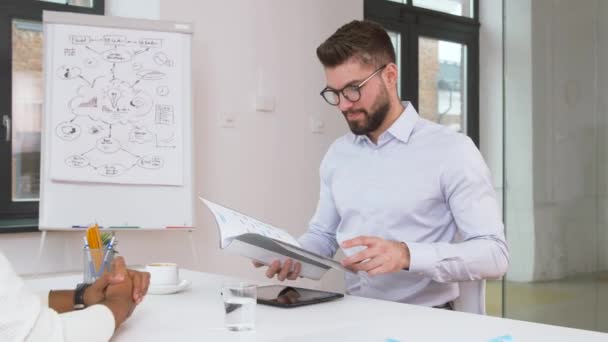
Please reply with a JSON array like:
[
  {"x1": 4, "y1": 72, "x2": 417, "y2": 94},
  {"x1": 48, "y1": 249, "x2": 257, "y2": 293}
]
[
  {"x1": 200, "y1": 197, "x2": 301, "y2": 248},
  {"x1": 277, "y1": 241, "x2": 352, "y2": 273},
  {"x1": 47, "y1": 23, "x2": 185, "y2": 185}
]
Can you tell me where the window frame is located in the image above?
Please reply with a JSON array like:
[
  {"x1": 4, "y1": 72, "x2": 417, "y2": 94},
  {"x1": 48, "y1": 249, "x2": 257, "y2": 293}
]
[
  {"x1": 364, "y1": 0, "x2": 480, "y2": 145},
  {"x1": 0, "y1": 0, "x2": 104, "y2": 232}
]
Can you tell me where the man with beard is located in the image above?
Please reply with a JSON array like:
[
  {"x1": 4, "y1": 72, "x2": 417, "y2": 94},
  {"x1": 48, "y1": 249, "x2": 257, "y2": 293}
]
[{"x1": 254, "y1": 20, "x2": 509, "y2": 310}]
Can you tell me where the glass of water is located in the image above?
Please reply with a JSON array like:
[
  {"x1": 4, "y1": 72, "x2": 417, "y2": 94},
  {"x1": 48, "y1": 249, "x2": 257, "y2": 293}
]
[{"x1": 221, "y1": 282, "x2": 257, "y2": 331}]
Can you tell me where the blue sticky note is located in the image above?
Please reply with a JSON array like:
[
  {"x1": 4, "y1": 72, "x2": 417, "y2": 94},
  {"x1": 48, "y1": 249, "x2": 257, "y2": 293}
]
[
  {"x1": 488, "y1": 335, "x2": 512, "y2": 342},
  {"x1": 385, "y1": 339, "x2": 401, "y2": 342}
]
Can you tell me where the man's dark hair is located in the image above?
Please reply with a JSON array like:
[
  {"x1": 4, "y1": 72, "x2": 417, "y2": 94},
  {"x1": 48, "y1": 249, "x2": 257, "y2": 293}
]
[{"x1": 316, "y1": 20, "x2": 396, "y2": 68}]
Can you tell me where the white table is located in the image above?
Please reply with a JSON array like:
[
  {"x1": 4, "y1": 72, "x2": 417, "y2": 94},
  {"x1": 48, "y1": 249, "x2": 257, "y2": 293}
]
[{"x1": 24, "y1": 270, "x2": 608, "y2": 342}]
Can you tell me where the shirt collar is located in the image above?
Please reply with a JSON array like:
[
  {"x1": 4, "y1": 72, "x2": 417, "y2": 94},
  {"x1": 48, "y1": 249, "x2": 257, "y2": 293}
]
[
  {"x1": 386, "y1": 101, "x2": 419, "y2": 144},
  {"x1": 352, "y1": 101, "x2": 419, "y2": 145}
]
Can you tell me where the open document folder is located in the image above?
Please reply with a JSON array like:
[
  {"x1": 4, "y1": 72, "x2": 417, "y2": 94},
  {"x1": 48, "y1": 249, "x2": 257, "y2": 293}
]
[{"x1": 200, "y1": 197, "x2": 353, "y2": 280}]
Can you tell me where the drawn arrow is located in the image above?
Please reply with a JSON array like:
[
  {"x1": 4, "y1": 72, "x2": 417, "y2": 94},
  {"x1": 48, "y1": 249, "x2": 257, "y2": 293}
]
[
  {"x1": 85, "y1": 45, "x2": 102, "y2": 55},
  {"x1": 77, "y1": 75, "x2": 93, "y2": 87},
  {"x1": 111, "y1": 63, "x2": 116, "y2": 81},
  {"x1": 133, "y1": 47, "x2": 150, "y2": 56},
  {"x1": 121, "y1": 148, "x2": 141, "y2": 158},
  {"x1": 81, "y1": 147, "x2": 96, "y2": 156}
]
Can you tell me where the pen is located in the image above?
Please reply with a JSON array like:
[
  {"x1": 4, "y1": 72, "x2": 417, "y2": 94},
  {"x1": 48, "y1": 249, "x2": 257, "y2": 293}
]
[
  {"x1": 83, "y1": 237, "x2": 96, "y2": 278},
  {"x1": 109, "y1": 226, "x2": 140, "y2": 229},
  {"x1": 73, "y1": 225, "x2": 104, "y2": 228},
  {"x1": 99, "y1": 236, "x2": 116, "y2": 277}
]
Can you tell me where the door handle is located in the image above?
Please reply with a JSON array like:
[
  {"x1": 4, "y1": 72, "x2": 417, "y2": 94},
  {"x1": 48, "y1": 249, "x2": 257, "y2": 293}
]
[{"x1": 2, "y1": 115, "x2": 10, "y2": 142}]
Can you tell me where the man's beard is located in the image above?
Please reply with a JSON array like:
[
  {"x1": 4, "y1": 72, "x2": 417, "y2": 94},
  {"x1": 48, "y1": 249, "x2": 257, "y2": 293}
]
[{"x1": 342, "y1": 86, "x2": 391, "y2": 136}]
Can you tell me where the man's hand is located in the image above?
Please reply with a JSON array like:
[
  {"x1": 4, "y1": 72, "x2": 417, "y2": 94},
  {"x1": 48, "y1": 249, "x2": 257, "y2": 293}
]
[
  {"x1": 341, "y1": 236, "x2": 410, "y2": 276},
  {"x1": 101, "y1": 257, "x2": 137, "y2": 329},
  {"x1": 127, "y1": 269, "x2": 151, "y2": 304},
  {"x1": 252, "y1": 259, "x2": 302, "y2": 281},
  {"x1": 84, "y1": 264, "x2": 151, "y2": 306}
]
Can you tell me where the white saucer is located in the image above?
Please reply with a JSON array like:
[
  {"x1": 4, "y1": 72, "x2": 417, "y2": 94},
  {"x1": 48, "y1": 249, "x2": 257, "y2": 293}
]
[{"x1": 148, "y1": 279, "x2": 191, "y2": 295}]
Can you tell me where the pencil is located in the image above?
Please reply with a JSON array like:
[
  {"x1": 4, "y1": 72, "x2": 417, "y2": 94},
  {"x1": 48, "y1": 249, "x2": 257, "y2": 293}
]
[{"x1": 87, "y1": 224, "x2": 103, "y2": 273}]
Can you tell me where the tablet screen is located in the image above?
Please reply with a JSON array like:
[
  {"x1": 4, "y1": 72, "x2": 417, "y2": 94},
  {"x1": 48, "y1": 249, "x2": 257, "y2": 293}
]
[{"x1": 257, "y1": 285, "x2": 344, "y2": 307}]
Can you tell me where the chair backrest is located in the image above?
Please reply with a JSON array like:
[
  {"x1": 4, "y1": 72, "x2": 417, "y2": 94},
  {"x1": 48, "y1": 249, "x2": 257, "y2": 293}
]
[{"x1": 453, "y1": 280, "x2": 486, "y2": 315}]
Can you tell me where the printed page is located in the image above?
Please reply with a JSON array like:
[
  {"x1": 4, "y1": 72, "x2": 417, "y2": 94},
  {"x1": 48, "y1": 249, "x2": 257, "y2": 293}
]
[
  {"x1": 47, "y1": 24, "x2": 185, "y2": 185},
  {"x1": 200, "y1": 197, "x2": 301, "y2": 248}
]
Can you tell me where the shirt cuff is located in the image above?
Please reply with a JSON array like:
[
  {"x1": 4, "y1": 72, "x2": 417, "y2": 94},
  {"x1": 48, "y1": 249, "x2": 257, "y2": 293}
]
[
  {"x1": 406, "y1": 242, "x2": 440, "y2": 275},
  {"x1": 37, "y1": 291, "x2": 50, "y2": 308},
  {"x1": 61, "y1": 304, "x2": 115, "y2": 341}
]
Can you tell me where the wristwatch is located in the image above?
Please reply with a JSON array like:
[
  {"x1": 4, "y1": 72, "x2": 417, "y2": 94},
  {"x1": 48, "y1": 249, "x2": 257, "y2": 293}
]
[{"x1": 74, "y1": 283, "x2": 91, "y2": 310}]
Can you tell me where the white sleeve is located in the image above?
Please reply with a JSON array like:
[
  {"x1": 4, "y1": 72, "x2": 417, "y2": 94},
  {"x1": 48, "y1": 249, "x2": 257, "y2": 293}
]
[
  {"x1": 0, "y1": 251, "x2": 115, "y2": 342},
  {"x1": 37, "y1": 291, "x2": 50, "y2": 308},
  {"x1": 298, "y1": 147, "x2": 340, "y2": 258},
  {"x1": 26, "y1": 305, "x2": 115, "y2": 342},
  {"x1": 407, "y1": 138, "x2": 509, "y2": 282}
]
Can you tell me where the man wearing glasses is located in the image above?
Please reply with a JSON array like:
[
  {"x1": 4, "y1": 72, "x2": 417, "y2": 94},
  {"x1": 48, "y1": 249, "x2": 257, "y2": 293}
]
[{"x1": 255, "y1": 20, "x2": 509, "y2": 310}]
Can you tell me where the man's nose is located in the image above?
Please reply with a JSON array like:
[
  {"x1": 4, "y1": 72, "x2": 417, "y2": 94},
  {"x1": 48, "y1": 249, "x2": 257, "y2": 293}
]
[{"x1": 338, "y1": 94, "x2": 355, "y2": 112}]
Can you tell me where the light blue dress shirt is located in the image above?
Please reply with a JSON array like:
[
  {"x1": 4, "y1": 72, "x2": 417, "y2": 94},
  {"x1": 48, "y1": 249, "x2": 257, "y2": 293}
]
[{"x1": 298, "y1": 102, "x2": 509, "y2": 307}]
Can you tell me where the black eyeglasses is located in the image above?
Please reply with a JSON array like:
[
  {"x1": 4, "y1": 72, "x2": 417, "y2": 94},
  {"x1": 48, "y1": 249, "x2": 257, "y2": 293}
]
[{"x1": 320, "y1": 65, "x2": 387, "y2": 106}]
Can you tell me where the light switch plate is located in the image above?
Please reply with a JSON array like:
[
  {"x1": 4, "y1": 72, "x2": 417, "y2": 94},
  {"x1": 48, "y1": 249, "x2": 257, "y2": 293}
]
[
  {"x1": 256, "y1": 96, "x2": 275, "y2": 112},
  {"x1": 221, "y1": 113, "x2": 236, "y2": 128},
  {"x1": 310, "y1": 118, "x2": 324, "y2": 134}
]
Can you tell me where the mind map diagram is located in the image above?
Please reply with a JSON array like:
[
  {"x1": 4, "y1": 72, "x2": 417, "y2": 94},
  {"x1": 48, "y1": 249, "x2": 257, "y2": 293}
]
[{"x1": 52, "y1": 31, "x2": 182, "y2": 184}]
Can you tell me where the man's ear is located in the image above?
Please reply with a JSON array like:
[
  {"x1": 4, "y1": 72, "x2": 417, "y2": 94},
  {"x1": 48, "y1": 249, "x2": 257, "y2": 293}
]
[{"x1": 382, "y1": 63, "x2": 399, "y2": 88}]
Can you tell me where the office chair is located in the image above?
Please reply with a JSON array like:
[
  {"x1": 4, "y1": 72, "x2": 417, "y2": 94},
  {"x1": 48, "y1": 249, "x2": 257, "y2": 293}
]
[{"x1": 453, "y1": 279, "x2": 486, "y2": 315}]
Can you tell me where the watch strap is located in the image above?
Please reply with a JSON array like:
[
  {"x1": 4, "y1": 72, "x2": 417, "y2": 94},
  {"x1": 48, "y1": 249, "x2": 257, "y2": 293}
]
[{"x1": 74, "y1": 283, "x2": 91, "y2": 310}]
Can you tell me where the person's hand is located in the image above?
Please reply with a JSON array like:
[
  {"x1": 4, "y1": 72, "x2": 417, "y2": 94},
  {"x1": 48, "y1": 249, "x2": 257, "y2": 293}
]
[
  {"x1": 127, "y1": 269, "x2": 151, "y2": 304},
  {"x1": 83, "y1": 269, "x2": 123, "y2": 307},
  {"x1": 252, "y1": 259, "x2": 302, "y2": 281},
  {"x1": 341, "y1": 236, "x2": 410, "y2": 276},
  {"x1": 84, "y1": 265, "x2": 151, "y2": 306},
  {"x1": 101, "y1": 257, "x2": 137, "y2": 329}
]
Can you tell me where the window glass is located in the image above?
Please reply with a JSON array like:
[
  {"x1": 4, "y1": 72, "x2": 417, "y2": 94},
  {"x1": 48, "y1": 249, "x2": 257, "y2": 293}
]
[
  {"x1": 12, "y1": 19, "x2": 43, "y2": 202},
  {"x1": 37, "y1": 0, "x2": 95, "y2": 8},
  {"x1": 388, "y1": 30, "x2": 402, "y2": 98},
  {"x1": 413, "y1": 0, "x2": 474, "y2": 18},
  {"x1": 418, "y1": 36, "x2": 467, "y2": 133}
]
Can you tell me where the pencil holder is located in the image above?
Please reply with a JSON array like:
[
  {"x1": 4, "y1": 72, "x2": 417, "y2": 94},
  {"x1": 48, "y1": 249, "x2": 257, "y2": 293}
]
[{"x1": 83, "y1": 247, "x2": 115, "y2": 284}]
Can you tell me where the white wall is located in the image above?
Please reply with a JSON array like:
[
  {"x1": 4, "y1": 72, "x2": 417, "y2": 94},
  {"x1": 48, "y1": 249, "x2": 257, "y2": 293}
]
[
  {"x1": 531, "y1": 0, "x2": 599, "y2": 279},
  {"x1": 504, "y1": 0, "x2": 608, "y2": 281},
  {"x1": 106, "y1": 0, "x2": 160, "y2": 20},
  {"x1": 159, "y1": 0, "x2": 361, "y2": 291},
  {"x1": 0, "y1": 0, "x2": 361, "y2": 293},
  {"x1": 598, "y1": 1, "x2": 608, "y2": 271}
]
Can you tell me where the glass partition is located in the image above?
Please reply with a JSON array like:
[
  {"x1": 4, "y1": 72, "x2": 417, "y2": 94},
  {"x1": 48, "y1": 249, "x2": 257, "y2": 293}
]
[{"x1": 504, "y1": 0, "x2": 608, "y2": 332}]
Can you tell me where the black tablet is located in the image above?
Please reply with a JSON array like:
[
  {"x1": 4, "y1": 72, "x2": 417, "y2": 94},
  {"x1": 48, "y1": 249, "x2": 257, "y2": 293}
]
[{"x1": 257, "y1": 285, "x2": 344, "y2": 308}]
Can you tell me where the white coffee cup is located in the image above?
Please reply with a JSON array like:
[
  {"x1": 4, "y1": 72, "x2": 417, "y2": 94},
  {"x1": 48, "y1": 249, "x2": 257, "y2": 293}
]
[{"x1": 146, "y1": 262, "x2": 179, "y2": 286}]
